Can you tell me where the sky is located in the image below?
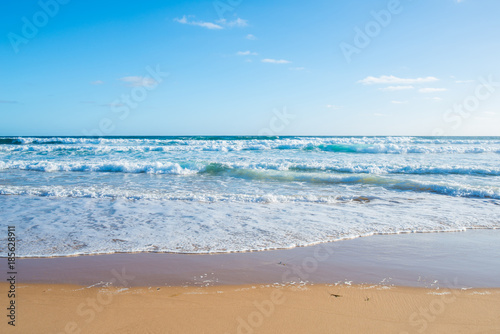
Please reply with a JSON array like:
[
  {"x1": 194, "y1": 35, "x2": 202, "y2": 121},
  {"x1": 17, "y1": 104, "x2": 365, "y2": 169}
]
[{"x1": 1, "y1": 0, "x2": 500, "y2": 136}]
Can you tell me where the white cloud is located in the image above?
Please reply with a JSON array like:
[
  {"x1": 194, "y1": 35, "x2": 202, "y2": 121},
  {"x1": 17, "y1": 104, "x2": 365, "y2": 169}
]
[
  {"x1": 91, "y1": 80, "x2": 104, "y2": 85},
  {"x1": 174, "y1": 16, "x2": 248, "y2": 30},
  {"x1": 120, "y1": 76, "x2": 158, "y2": 87},
  {"x1": 289, "y1": 67, "x2": 305, "y2": 71},
  {"x1": 174, "y1": 16, "x2": 188, "y2": 24},
  {"x1": 236, "y1": 51, "x2": 258, "y2": 56},
  {"x1": 246, "y1": 34, "x2": 257, "y2": 40},
  {"x1": 455, "y1": 79, "x2": 474, "y2": 84},
  {"x1": 379, "y1": 85, "x2": 414, "y2": 91},
  {"x1": 425, "y1": 97, "x2": 443, "y2": 101},
  {"x1": 326, "y1": 105, "x2": 342, "y2": 110},
  {"x1": 483, "y1": 111, "x2": 497, "y2": 116},
  {"x1": 419, "y1": 88, "x2": 448, "y2": 93},
  {"x1": 195, "y1": 21, "x2": 223, "y2": 29},
  {"x1": 358, "y1": 75, "x2": 439, "y2": 85},
  {"x1": 174, "y1": 16, "x2": 223, "y2": 30},
  {"x1": 219, "y1": 18, "x2": 248, "y2": 27},
  {"x1": 374, "y1": 113, "x2": 387, "y2": 117},
  {"x1": 262, "y1": 59, "x2": 291, "y2": 64}
]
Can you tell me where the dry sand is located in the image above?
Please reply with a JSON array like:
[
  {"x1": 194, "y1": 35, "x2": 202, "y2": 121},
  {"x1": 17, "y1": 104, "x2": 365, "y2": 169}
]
[{"x1": 1, "y1": 282, "x2": 499, "y2": 334}]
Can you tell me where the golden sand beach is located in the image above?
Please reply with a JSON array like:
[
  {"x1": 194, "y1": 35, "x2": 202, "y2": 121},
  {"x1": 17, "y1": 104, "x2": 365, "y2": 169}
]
[
  {"x1": 1, "y1": 283, "x2": 499, "y2": 333},
  {"x1": 2, "y1": 232, "x2": 500, "y2": 333}
]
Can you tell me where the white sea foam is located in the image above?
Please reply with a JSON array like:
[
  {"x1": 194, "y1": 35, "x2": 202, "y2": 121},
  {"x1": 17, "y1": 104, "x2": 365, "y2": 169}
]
[
  {"x1": 0, "y1": 160, "x2": 198, "y2": 175},
  {"x1": 2, "y1": 159, "x2": 500, "y2": 177},
  {"x1": 1, "y1": 136, "x2": 500, "y2": 154},
  {"x1": 0, "y1": 195, "x2": 498, "y2": 257}
]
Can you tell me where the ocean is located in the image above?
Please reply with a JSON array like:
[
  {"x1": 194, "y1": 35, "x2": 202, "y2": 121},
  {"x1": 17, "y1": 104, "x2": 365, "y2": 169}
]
[{"x1": 1, "y1": 136, "x2": 499, "y2": 257}]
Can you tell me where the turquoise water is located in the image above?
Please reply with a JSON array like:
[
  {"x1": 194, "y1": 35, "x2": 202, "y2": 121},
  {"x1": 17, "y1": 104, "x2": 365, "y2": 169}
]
[{"x1": 0, "y1": 136, "x2": 499, "y2": 257}]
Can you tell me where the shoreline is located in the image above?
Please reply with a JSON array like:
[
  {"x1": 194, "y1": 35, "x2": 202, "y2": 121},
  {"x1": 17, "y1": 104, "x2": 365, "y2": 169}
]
[
  {"x1": 12, "y1": 226, "x2": 500, "y2": 259},
  {"x1": 9, "y1": 229, "x2": 500, "y2": 288}
]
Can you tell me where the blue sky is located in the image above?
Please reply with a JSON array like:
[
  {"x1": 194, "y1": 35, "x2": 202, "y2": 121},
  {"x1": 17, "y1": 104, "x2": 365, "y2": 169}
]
[{"x1": 1, "y1": 0, "x2": 499, "y2": 136}]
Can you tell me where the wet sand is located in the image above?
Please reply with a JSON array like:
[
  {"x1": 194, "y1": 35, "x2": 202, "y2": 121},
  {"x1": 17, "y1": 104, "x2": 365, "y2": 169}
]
[{"x1": 13, "y1": 229, "x2": 500, "y2": 288}]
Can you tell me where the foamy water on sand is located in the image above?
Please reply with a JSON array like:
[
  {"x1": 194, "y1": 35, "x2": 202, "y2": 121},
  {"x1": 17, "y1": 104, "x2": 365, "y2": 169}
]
[{"x1": 0, "y1": 136, "x2": 499, "y2": 257}]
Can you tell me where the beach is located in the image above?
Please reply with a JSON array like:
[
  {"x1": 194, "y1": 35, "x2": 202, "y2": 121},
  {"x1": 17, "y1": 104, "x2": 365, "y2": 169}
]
[
  {"x1": 1, "y1": 136, "x2": 499, "y2": 332},
  {"x1": 2, "y1": 230, "x2": 500, "y2": 333},
  {"x1": 3, "y1": 0, "x2": 500, "y2": 331}
]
